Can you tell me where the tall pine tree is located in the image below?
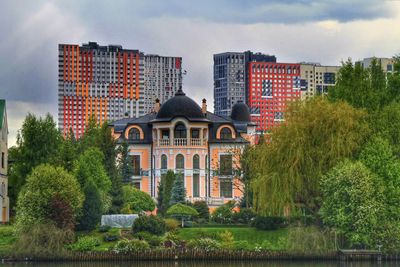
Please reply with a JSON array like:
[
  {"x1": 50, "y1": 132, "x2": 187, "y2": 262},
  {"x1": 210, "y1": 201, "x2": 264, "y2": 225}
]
[{"x1": 170, "y1": 175, "x2": 186, "y2": 205}]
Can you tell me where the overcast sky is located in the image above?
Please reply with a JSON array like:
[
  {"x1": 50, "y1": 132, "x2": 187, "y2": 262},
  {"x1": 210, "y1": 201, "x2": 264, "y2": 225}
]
[{"x1": 1, "y1": 0, "x2": 400, "y2": 146}]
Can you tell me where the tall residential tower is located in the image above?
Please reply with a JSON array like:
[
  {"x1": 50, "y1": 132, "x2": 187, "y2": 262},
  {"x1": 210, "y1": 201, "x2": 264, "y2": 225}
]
[{"x1": 58, "y1": 42, "x2": 182, "y2": 137}]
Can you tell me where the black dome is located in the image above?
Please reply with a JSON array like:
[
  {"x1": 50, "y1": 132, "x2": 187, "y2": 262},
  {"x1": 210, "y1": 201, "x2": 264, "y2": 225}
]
[
  {"x1": 155, "y1": 89, "x2": 207, "y2": 122},
  {"x1": 231, "y1": 101, "x2": 251, "y2": 122}
]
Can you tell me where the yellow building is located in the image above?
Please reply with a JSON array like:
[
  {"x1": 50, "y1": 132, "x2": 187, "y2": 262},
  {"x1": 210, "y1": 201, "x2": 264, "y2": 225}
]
[
  {"x1": 110, "y1": 89, "x2": 256, "y2": 208},
  {"x1": 300, "y1": 63, "x2": 340, "y2": 99},
  {"x1": 0, "y1": 99, "x2": 9, "y2": 223}
]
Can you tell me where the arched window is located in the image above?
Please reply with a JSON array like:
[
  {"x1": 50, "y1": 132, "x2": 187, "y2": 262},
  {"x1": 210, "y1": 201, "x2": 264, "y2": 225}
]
[
  {"x1": 220, "y1": 127, "x2": 232, "y2": 139},
  {"x1": 128, "y1": 128, "x2": 140, "y2": 140},
  {"x1": 174, "y1": 123, "x2": 187, "y2": 139},
  {"x1": 176, "y1": 154, "x2": 185, "y2": 170},
  {"x1": 161, "y1": 154, "x2": 168, "y2": 170},
  {"x1": 193, "y1": 154, "x2": 200, "y2": 170}
]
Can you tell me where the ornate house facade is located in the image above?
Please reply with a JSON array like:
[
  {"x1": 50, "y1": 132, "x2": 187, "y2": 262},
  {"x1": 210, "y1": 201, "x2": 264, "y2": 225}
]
[{"x1": 110, "y1": 89, "x2": 256, "y2": 207}]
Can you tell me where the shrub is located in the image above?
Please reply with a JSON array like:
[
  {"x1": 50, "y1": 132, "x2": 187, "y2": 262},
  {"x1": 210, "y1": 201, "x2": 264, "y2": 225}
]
[
  {"x1": 70, "y1": 236, "x2": 100, "y2": 252},
  {"x1": 251, "y1": 216, "x2": 286, "y2": 230},
  {"x1": 164, "y1": 232, "x2": 183, "y2": 247},
  {"x1": 113, "y1": 239, "x2": 150, "y2": 253},
  {"x1": 15, "y1": 164, "x2": 84, "y2": 233},
  {"x1": 286, "y1": 226, "x2": 336, "y2": 254},
  {"x1": 77, "y1": 181, "x2": 103, "y2": 231},
  {"x1": 211, "y1": 201, "x2": 235, "y2": 224},
  {"x1": 193, "y1": 201, "x2": 210, "y2": 221},
  {"x1": 187, "y1": 238, "x2": 221, "y2": 251},
  {"x1": 167, "y1": 203, "x2": 199, "y2": 227},
  {"x1": 13, "y1": 223, "x2": 74, "y2": 257},
  {"x1": 98, "y1": 225, "x2": 111, "y2": 233},
  {"x1": 132, "y1": 215, "x2": 166, "y2": 235},
  {"x1": 218, "y1": 230, "x2": 234, "y2": 249},
  {"x1": 48, "y1": 194, "x2": 75, "y2": 231},
  {"x1": 164, "y1": 218, "x2": 180, "y2": 232},
  {"x1": 104, "y1": 234, "x2": 119, "y2": 242},
  {"x1": 133, "y1": 231, "x2": 163, "y2": 246},
  {"x1": 234, "y1": 240, "x2": 251, "y2": 251},
  {"x1": 122, "y1": 185, "x2": 155, "y2": 213},
  {"x1": 232, "y1": 208, "x2": 256, "y2": 224}
]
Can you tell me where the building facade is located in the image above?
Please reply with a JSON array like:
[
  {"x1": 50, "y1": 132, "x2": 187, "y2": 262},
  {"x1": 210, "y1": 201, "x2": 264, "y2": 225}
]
[
  {"x1": 110, "y1": 89, "x2": 256, "y2": 208},
  {"x1": 213, "y1": 51, "x2": 276, "y2": 116},
  {"x1": 0, "y1": 100, "x2": 9, "y2": 223},
  {"x1": 58, "y1": 42, "x2": 182, "y2": 138},
  {"x1": 299, "y1": 63, "x2": 340, "y2": 99},
  {"x1": 247, "y1": 62, "x2": 301, "y2": 132},
  {"x1": 359, "y1": 57, "x2": 395, "y2": 73}
]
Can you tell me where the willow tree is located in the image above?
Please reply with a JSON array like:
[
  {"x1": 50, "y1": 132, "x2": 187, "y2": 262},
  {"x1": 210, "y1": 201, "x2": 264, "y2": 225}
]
[{"x1": 251, "y1": 97, "x2": 369, "y2": 216}]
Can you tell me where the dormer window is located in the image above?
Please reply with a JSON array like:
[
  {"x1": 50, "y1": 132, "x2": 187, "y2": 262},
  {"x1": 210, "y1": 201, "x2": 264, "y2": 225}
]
[
  {"x1": 128, "y1": 128, "x2": 140, "y2": 140},
  {"x1": 220, "y1": 127, "x2": 232, "y2": 139}
]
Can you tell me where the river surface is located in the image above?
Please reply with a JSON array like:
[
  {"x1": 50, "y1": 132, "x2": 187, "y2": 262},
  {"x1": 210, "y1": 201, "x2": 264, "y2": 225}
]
[{"x1": 0, "y1": 261, "x2": 398, "y2": 267}]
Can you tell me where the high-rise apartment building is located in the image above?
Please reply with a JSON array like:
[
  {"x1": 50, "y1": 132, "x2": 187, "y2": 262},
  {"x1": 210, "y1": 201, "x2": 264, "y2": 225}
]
[
  {"x1": 247, "y1": 62, "x2": 301, "y2": 132},
  {"x1": 359, "y1": 57, "x2": 395, "y2": 73},
  {"x1": 299, "y1": 63, "x2": 340, "y2": 99},
  {"x1": 0, "y1": 99, "x2": 9, "y2": 223},
  {"x1": 213, "y1": 51, "x2": 276, "y2": 116},
  {"x1": 58, "y1": 42, "x2": 182, "y2": 138}
]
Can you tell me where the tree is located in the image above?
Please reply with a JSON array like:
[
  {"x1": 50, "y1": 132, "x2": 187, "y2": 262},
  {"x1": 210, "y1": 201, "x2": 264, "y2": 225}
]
[
  {"x1": 56, "y1": 128, "x2": 78, "y2": 172},
  {"x1": 8, "y1": 114, "x2": 62, "y2": 209},
  {"x1": 122, "y1": 185, "x2": 155, "y2": 213},
  {"x1": 118, "y1": 141, "x2": 133, "y2": 183},
  {"x1": 167, "y1": 203, "x2": 199, "y2": 227},
  {"x1": 170, "y1": 175, "x2": 186, "y2": 205},
  {"x1": 251, "y1": 97, "x2": 369, "y2": 215},
  {"x1": 48, "y1": 193, "x2": 75, "y2": 231},
  {"x1": 193, "y1": 201, "x2": 210, "y2": 221},
  {"x1": 78, "y1": 181, "x2": 103, "y2": 231},
  {"x1": 156, "y1": 178, "x2": 164, "y2": 216},
  {"x1": 74, "y1": 147, "x2": 112, "y2": 213},
  {"x1": 320, "y1": 160, "x2": 384, "y2": 248},
  {"x1": 160, "y1": 170, "x2": 175, "y2": 216},
  {"x1": 15, "y1": 164, "x2": 84, "y2": 233}
]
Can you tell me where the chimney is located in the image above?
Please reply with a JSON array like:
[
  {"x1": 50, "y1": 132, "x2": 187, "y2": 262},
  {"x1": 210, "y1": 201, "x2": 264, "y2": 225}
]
[
  {"x1": 154, "y1": 98, "x2": 160, "y2": 113},
  {"x1": 202, "y1": 98, "x2": 207, "y2": 114}
]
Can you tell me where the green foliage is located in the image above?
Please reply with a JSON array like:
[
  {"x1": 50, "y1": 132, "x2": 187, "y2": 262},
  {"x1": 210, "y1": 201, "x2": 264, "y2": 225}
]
[
  {"x1": 13, "y1": 223, "x2": 74, "y2": 257},
  {"x1": 8, "y1": 114, "x2": 62, "y2": 210},
  {"x1": 170, "y1": 175, "x2": 186, "y2": 205},
  {"x1": 232, "y1": 208, "x2": 256, "y2": 224},
  {"x1": 320, "y1": 160, "x2": 384, "y2": 247},
  {"x1": 117, "y1": 141, "x2": 134, "y2": 183},
  {"x1": 74, "y1": 147, "x2": 112, "y2": 213},
  {"x1": 286, "y1": 227, "x2": 336, "y2": 255},
  {"x1": 156, "y1": 178, "x2": 164, "y2": 216},
  {"x1": 218, "y1": 230, "x2": 235, "y2": 249},
  {"x1": 164, "y1": 218, "x2": 180, "y2": 232},
  {"x1": 113, "y1": 239, "x2": 150, "y2": 252},
  {"x1": 167, "y1": 203, "x2": 199, "y2": 217},
  {"x1": 133, "y1": 231, "x2": 163, "y2": 247},
  {"x1": 233, "y1": 240, "x2": 251, "y2": 251},
  {"x1": 98, "y1": 225, "x2": 111, "y2": 233},
  {"x1": 251, "y1": 97, "x2": 368, "y2": 215},
  {"x1": 158, "y1": 170, "x2": 176, "y2": 216},
  {"x1": 78, "y1": 181, "x2": 103, "y2": 231},
  {"x1": 48, "y1": 193, "x2": 75, "y2": 231},
  {"x1": 132, "y1": 215, "x2": 166, "y2": 235},
  {"x1": 15, "y1": 164, "x2": 84, "y2": 233},
  {"x1": 69, "y1": 236, "x2": 100, "y2": 251},
  {"x1": 251, "y1": 216, "x2": 286, "y2": 230},
  {"x1": 187, "y1": 238, "x2": 221, "y2": 251},
  {"x1": 122, "y1": 185, "x2": 155, "y2": 213},
  {"x1": 57, "y1": 129, "x2": 78, "y2": 172},
  {"x1": 212, "y1": 201, "x2": 235, "y2": 224},
  {"x1": 329, "y1": 58, "x2": 388, "y2": 111},
  {"x1": 193, "y1": 201, "x2": 210, "y2": 221}
]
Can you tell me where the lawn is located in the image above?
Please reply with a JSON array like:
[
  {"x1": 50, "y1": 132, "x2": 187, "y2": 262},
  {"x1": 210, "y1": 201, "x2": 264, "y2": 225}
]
[
  {"x1": 0, "y1": 225, "x2": 16, "y2": 256},
  {"x1": 177, "y1": 227, "x2": 288, "y2": 249}
]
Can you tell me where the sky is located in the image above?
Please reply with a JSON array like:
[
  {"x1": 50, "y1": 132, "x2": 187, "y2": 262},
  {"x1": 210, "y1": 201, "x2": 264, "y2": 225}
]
[{"x1": 1, "y1": 0, "x2": 400, "y2": 146}]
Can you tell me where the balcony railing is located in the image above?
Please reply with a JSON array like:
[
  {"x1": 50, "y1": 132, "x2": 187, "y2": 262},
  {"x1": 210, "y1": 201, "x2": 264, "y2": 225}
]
[{"x1": 157, "y1": 138, "x2": 206, "y2": 147}]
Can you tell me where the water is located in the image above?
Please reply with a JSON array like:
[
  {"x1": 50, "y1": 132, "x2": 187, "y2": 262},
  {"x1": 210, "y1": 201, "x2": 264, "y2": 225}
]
[{"x1": 0, "y1": 261, "x2": 398, "y2": 267}]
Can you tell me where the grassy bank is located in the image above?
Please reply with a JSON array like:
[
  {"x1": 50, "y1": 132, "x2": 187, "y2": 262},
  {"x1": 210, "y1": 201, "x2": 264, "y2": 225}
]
[{"x1": 0, "y1": 225, "x2": 16, "y2": 256}]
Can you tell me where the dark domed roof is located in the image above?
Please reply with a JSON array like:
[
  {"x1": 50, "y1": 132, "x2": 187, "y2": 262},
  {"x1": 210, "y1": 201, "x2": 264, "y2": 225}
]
[
  {"x1": 154, "y1": 89, "x2": 208, "y2": 122},
  {"x1": 230, "y1": 101, "x2": 251, "y2": 122}
]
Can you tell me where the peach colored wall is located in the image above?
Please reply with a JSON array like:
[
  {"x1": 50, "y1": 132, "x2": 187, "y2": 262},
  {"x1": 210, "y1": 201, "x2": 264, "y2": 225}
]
[{"x1": 141, "y1": 177, "x2": 149, "y2": 194}]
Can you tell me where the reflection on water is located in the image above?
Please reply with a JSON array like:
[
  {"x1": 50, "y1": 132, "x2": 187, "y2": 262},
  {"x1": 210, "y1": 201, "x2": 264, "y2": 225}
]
[{"x1": 0, "y1": 261, "x2": 397, "y2": 267}]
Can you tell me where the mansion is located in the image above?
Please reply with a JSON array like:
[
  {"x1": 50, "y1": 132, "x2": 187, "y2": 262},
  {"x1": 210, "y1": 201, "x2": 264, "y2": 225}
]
[{"x1": 110, "y1": 89, "x2": 256, "y2": 207}]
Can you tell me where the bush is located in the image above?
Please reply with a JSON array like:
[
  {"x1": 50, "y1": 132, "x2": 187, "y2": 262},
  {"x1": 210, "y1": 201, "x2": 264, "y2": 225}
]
[
  {"x1": 164, "y1": 218, "x2": 180, "y2": 232},
  {"x1": 113, "y1": 239, "x2": 150, "y2": 253},
  {"x1": 70, "y1": 236, "x2": 101, "y2": 252},
  {"x1": 13, "y1": 223, "x2": 74, "y2": 257},
  {"x1": 103, "y1": 234, "x2": 119, "y2": 242},
  {"x1": 251, "y1": 216, "x2": 286, "y2": 230},
  {"x1": 211, "y1": 201, "x2": 235, "y2": 224},
  {"x1": 286, "y1": 226, "x2": 336, "y2": 254},
  {"x1": 15, "y1": 164, "x2": 84, "y2": 233},
  {"x1": 234, "y1": 240, "x2": 251, "y2": 251},
  {"x1": 48, "y1": 194, "x2": 75, "y2": 231},
  {"x1": 122, "y1": 186, "x2": 155, "y2": 213},
  {"x1": 78, "y1": 181, "x2": 103, "y2": 231},
  {"x1": 98, "y1": 225, "x2": 111, "y2": 233},
  {"x1": 218, "y1": 230, "x2": 234, "y2": 249},
  {"x1": 132, "y1": 215, "x2": 166, "y2": 235},
  {"x1": 232, "y1": 208, "x2": 256, "y2": 224},
  {"x1": 187, "y1": 238, "x2": 221, "y2": 251},
  {"x1": 193, "y1": 201, "x2": 210, "y2": 221},
  {"x1": 133, "y1": 232, "x2": 163, "y2": 247},
  {"x1": 164, "y1": 232, "x2": 183, "y2": 247}
]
